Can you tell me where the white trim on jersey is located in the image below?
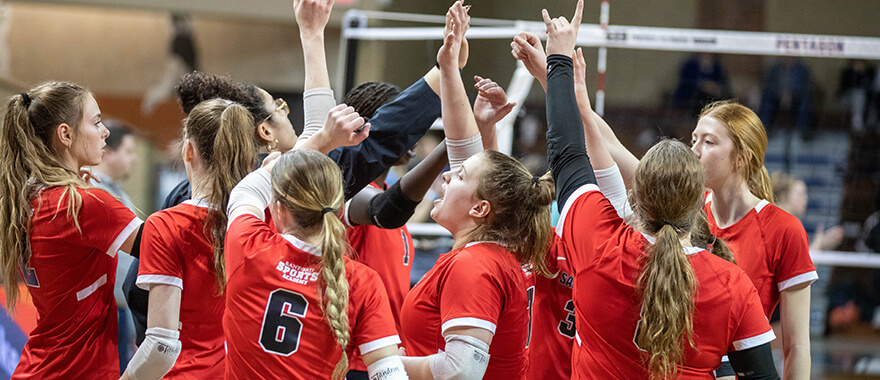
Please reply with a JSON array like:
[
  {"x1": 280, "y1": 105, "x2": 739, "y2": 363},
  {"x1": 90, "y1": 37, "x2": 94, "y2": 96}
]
[
  {"x1": 464, "y1": 241, "x2": 505, "y2": 248},
  {"x1": 640, "y1": 232, "x2": 703, "y2": 256},
  {"x1": 731, "y1": 328, "x2": 776, "y2": 351},
  {"x1": 359, "y1": 335, "x2": 402, "y2": 355},
  {"x1": 777, "y1": 270, "x2": 819, "y2": 291},
  {"x1": 556, "y1": 184, "x2": 601, "y2": 238},
  {"x1": 136, "y1": 274, "x2": 184, "y2": 290},
  {"x1": 280, "y1": 234, "x2": 321, "y2": 257},
  {"x1": 574, "y1": 330, "x2": 583, "y2": 346},
  {"x1": 441, "y1": 317, "x2": 497, "y2": 334},
  {"x1": 754, "y1": 199, "x2": 771, "y2": 213},
  {"x1": 76, "y1": 273, "x2": 107, "y2": 301},
  {"x1": 183, "y1": 198, "x2": 214, "y2": 209},
  {"x1": 108, "y1": 217, "x2": 143, "y2": 257},
  {"x1": 720, "y1": 355, "x2": 729, "y2": 363}
]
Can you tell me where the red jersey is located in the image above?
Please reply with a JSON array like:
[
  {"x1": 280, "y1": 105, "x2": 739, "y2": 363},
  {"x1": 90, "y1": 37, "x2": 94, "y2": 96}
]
[
  {"x1": 527, "y1": 234, "x2": 576, "y2": 379},
  {"x1": 704, "y1": 195, "x2": 817, "y2": 317},
  {"x1": 399, "y1": 242, "x2": 529, "y2": 379},
  {"x1": 136, "y1": 199, "x2": 225, "y2": 378},
  {"x1": 224, "y1": 214, "x2": 400, "y2": 379},
  {"x1": 14, "y1": 187, "x2": 141, "y2": 379},
  {"x1": 557, "y1": 185, "x2": 774, "y2": 379},
  {"x1": 346, "y1": 182, "x2": 414, "y2": 371}
]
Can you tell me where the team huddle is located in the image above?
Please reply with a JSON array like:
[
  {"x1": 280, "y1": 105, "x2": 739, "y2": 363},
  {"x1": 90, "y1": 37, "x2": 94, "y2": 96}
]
[{"x1": 0, "y1": 0, "x2": 816, "y2": 379}]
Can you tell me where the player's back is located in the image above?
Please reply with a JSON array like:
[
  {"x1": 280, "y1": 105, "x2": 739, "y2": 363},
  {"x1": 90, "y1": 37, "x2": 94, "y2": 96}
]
[
  {"x1": 224, "y1": 214, "x2": 400, "y2": 379},
  {"x1": 137, "y1": 200, "x2": 226, "y2": 378},
  {"x1": 571, "y1": 226, "x2": 773, "y2": 379}
]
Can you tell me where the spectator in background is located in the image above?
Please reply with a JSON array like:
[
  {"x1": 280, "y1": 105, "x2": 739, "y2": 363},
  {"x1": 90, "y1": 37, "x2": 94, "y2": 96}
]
[
  {"x1": 759, "y1": 57, "x2": 813, "y2": 137},
  {"x1": 836, "y1": 59, "x2": 875, "y2": 133},
  {"x1": 771, "y1": 171, "x2": 843, "y2": 251},
  {"x1": 89, "y1": 121, "x2": 140, "y2": 373},
  {"x1": 673, "y1": 53, "x2": 731, "y2": 117}
]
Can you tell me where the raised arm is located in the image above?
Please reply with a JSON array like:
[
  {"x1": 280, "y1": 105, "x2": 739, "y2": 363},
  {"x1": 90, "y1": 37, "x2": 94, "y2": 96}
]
[
  {"x1": 543, "y1": 0, "x2": 595, "y2": 207},
  {"x1": 438, "y1": 2, "x2": 482, "y2": 171},
  {"x1": 512, "y1": 29, "x2": 639, "y2": 189},
  {"x1": 294, "y1": 0, "x2": 337, "y2": 145}
]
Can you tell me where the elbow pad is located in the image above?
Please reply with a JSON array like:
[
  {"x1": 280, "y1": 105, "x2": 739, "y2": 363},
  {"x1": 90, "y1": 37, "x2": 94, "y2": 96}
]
[
  {"x1": 126, "y1": 327, "x2": 182, "y2": 380},
  {"x1": 429, "y1": 334, "x2": 490, "y2": 380},
  {"x1": 369, "y1": 181, "x2": 420, "y2": 229},
  {"x1": 367, "y1": 355, "x2": 409, "y2": 380}
]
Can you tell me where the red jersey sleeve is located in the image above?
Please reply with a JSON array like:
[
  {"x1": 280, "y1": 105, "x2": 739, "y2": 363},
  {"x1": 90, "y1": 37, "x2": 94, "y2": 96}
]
[
  {"x1": 78, "y1": 188, "x2": 141, "y2": 256},
  {"x1": 137, "y1": 212, "x2": 185, "y2": 290},
  {"x1": 556, "y1": 184, "x2": 625, "y2": 272},
  {"x1": 350, "y1": 263, "x2": 401, "y2": 355},
  {"x1": 772, "y1": 215, "x2": 817, "y2": 291},
  {"x1": 729, "y1": 270, "x2": 775, "y2": 351},
  {"x1": 438, "y1": 249, "x2": 506, "y2": 334}
]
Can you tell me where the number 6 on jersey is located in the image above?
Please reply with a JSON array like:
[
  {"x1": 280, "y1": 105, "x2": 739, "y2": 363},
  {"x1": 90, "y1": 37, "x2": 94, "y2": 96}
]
[{"x1": 260, "y1": 289, "x2": 309, "y2": 356}]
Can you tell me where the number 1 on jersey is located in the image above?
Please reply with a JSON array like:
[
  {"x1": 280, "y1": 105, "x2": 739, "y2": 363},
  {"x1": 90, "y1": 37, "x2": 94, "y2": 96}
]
[{"x1": 260, "y1": 289, "x2": 309, "y2": 356}]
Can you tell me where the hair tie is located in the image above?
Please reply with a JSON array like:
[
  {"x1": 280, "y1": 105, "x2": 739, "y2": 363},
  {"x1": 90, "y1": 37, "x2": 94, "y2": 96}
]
[
  {"x1": 321, "y1": 207, "x2": 336, "y2": 215},
  {"x1": 20, "y1": 93, "x2": 31, "y2": 108},
  {"x1": 531, "y1": 176, "x2": 540, "y2": 186}
]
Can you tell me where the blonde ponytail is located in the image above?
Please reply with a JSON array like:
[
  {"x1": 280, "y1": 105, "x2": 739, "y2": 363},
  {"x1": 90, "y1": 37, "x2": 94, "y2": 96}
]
[
  {"x1": 631, "y1": 139, "x2": 705, "y2": 379},
  {"x1": 270, "y1": 149, "x2": 350, "y2": 379},
  {"x1": 185, "y1": 99, "x2": 257, "y2": 292},
  {"x1": 636, "y1": 224, "x2": 697, "y2": 380}
]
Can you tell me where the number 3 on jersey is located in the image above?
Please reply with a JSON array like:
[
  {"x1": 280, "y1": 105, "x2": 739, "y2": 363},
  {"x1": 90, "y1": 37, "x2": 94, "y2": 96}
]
[{"x1": 260, "y1": 289, "x2": 309, "y2": 356}]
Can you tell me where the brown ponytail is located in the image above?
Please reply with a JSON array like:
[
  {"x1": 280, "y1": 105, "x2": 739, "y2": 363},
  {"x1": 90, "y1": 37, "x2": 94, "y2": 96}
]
[
  {"x1": 699, "y1": 101, "x2": 774, "y2": 202},
  {"x1": 631, "y1": 139, "x2": 704, "y2": 379},
  {"x1": 0, "y1": 82, "x2": 92, "y2": 313},
  {"x1": 469, "y1": 150, "x2": 555, "y2": 277},
  {"x1": 270, "y1": 149, "x2": 350, "y2": 379},
  {"x1": 184, "y1": 99, "x2": 257, "y2": 292}
]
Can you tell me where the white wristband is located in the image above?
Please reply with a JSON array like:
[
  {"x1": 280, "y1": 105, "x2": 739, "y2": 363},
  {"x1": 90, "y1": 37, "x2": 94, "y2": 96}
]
[{"x1": 367, "y1": 355, "x2": 409, "y2": 380}]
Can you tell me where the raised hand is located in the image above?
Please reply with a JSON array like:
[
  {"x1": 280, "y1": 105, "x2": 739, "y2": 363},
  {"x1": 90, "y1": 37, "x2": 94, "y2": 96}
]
[
  {"x1": 304, "y1": 104, "x2": 370, "y2": 153},
  {"x1": 437, "y1": 1, "x2": 468, "y2": 70},
  {"x1": 510, "y1": 32, "x2": 548, "y2": 90},
  {"x1": 293, "y1": 0, "x2": 334, "y2": 35},
  {"x1": 473, "y1": 75, "x2": 516, "y2": 128},
  {"x1": 542, "y1": 0, "x2": 583, "y2": 57},
  {"x1": 573, "y1": 47, "x2": 592, "y2": 110},
  {"x1": 443, "y1": 2, "x2": 471, "y2": 68}
]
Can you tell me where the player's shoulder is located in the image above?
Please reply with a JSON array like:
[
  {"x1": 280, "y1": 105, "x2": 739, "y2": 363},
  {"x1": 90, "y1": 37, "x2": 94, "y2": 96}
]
[
  {"x1": 693, "y1": 250, "x2": 753, "y2": 290},
  {"x1": 755, "y1": 202, "x2": 808, "y2": 239},
  {"x1": 344, "y1": 256, "x2": 382, "y2": 284}
]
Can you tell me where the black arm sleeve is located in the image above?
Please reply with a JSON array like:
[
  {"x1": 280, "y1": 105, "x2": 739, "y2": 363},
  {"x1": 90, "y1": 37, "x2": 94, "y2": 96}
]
[
  {"x1": 327, "y1": 77, "x2": 442, "y2": 200},
  {"x1": 727, "y1": 343, "x2": 781, "y2": 380},
  {"x1": 545, "y1": 54, "x2": 596, "y2": 207},
  {"x1": 127, "y1": 223, "x2": 144, "y2": 259},
  {"x1": 367, "y1": 181, "x2": 421, "y2": 229}
]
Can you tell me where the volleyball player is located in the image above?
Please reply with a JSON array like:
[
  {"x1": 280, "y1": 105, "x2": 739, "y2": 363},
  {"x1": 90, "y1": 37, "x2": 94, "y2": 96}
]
[
  {"x1": 224, "y1": 147, "x2": 407, "y2": 379},
  {"x1": 397, "y1": 3, "x2": 553, "y2": 379},
  {"x1": 0, "y1": 82, "x2": 142, "y2": 378},
  {"x1": 120, "y1": 99, "x2": 256, "y2": 379},
  {"x1": 694, "y1": 101, "x2": 815, "y2": 378},
  {"x1": 542, "y1": 2, "x2": 779, "y2": 378}
]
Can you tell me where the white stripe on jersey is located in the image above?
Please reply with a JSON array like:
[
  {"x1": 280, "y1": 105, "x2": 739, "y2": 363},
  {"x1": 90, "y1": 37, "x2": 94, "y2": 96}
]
[
  {"x1": 76, "y1": 274, "x2": 107, "y2": 301},
  {"x1": 441, "y1": 317, "x2": 497, "y2": 334},
  {"x1": 359, "y1": 335, "x2": 402, "y2": 355}
]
